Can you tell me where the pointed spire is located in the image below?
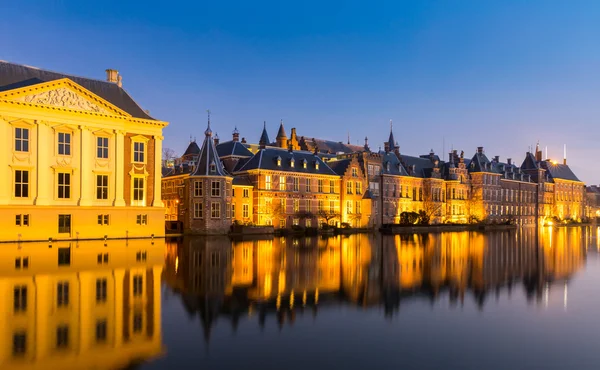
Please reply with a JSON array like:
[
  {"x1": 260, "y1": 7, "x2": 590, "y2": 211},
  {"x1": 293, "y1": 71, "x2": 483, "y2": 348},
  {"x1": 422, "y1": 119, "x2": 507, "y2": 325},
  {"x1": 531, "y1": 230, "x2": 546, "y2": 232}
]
[
  {"x1": 259, "y1": 121, "x2": 270, "y2": 149},
  {"x1": 204, "y1": 110, "x2": 212, "y2": 137},
  {"x1": 190, "y1": 134, "x2": 192, "y2": 143},
  {"x1": 347, "y1": 131, "x2": 350, "y2": 145},
  {"x1": 388, "y1": 119, "x2": 396, "y2": 151},
  {"x1": 232, "y1": 126, "x2": 240, "y2": 142},
  {"x1": 364, "y1": 136, "x2": 370, "y2": 151},
  {"x1": 276, "y1": 119, "x2": 287, "y2": 148}
]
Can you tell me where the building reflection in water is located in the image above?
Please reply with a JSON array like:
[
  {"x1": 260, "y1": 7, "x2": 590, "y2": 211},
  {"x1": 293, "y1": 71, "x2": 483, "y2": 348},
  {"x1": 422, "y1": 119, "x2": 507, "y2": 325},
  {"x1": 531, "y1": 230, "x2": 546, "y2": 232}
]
[
  {"x1": 0, "y1": 239, "x2": 164, "y2": 370},
  {"x1": 164, "y1": 226, "x2": 589, "y2": 338}
]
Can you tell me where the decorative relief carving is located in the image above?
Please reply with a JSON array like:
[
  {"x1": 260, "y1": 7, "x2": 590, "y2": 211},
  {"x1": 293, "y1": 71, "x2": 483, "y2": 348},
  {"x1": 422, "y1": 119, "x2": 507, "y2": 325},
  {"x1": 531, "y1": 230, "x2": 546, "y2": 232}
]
[
  {"x1": 55, "y1": 157, "x2": 73, "y2": 167},
  {"x1": 18, "y1": 88, "x2": 110, "y2": 114},
  {"x1": 95, "y1": 159, "x2": 110, "y2": 168},
  {"x1": 12, "y1": 152, "x2": 31, "y2": 164}
]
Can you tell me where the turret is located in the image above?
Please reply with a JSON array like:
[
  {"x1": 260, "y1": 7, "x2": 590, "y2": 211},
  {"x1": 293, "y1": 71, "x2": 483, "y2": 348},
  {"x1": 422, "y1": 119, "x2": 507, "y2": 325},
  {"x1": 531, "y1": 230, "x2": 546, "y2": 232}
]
[{"x1": 276, "y1": 120, "x2": 288, "y2": 148}]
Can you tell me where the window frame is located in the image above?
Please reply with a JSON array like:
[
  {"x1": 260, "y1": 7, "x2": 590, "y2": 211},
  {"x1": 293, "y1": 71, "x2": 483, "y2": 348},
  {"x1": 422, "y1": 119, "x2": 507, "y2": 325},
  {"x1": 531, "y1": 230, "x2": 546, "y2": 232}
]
[
  {"x1": 96, "y1": 136, "x2": 109, "y2": 159},
  {"x1": 14, "y1": 169, "x2": 30, "y2": 198},
  {"x1": 96, "y1": 174, "x2": 109, "y2": 200},
  {"x1": 14, "y1": 127, "x2": 30, "y2": 153},
  {"x1": 57, "y1": 131, "x2": 72, "y2": 156},
  {"x1": 57, "y1": 172, "x2": 71, "y2": 199}
]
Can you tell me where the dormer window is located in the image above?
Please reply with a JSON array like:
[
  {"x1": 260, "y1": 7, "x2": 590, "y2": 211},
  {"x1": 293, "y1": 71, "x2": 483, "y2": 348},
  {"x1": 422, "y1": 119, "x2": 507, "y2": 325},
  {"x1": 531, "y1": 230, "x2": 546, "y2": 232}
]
[
  {"x1": 303, "y1": 159, "x2": 307, "y2": 169},
  {"x1": 276, "y1": 156, "x2": 282, "y2": 167},
  {"x1": 315, "y1": 161, "x2": 319, "y2": 170},
  {"x1": 210, "y1": 161, "x2": 216, "y2": 173},
  {"x1": 386, "y1": 162, "x2": 390, "y2": 172},
  {"x1": 290, "y1": 158, "x2": 295, "y2": 168}
]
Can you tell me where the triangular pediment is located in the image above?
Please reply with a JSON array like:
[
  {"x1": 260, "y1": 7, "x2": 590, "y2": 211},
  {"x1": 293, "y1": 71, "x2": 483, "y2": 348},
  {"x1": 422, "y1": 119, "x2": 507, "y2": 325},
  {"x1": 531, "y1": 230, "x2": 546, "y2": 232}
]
[{"x1": 0, "y1": 78, "x2": 130, "y2": 116}]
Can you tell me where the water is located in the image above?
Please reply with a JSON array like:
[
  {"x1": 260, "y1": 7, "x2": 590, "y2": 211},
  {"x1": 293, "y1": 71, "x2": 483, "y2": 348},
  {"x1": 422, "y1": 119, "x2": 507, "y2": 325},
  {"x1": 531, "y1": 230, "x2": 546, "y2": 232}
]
[{"x1": 1, "y1": 227, "x2": 599, "y2": 370}]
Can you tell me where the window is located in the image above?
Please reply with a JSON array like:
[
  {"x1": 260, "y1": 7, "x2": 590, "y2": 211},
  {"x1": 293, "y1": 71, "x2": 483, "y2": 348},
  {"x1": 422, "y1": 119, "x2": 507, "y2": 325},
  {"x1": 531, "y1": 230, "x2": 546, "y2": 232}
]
[
  {"x1": 133, "y1": 312, "x2": 143, "y2": 333},
  {"x1": 305, "y1": 178, "x2": 311, "y2": 192},
  {"x1": 133, "y1": 142, "x2": 145, "y2": 163},
  {"x1": 15, "y1": 128, "x2": 29, "y2": 152},
  {"x1": 276, "y1": 156, "x2": 282, "y2": 167},
  {"x1": 306, "y1": 199, "x2": 311, "y2": 212},
  {"x1": 243, "y1": 204, "x2": 249, "y2": 218},
  {"x1": 306, "y1": 219, "x2": 312, "y2": 227},
  {"x1": 280, "y1": 198, "x2": 286, "y2": 213},
  {"x1": 56, "y1": 325, "x2": 69, "y2": 348},
  {"x1": 194, "y1": 202, "x2": 203, "y2": 218},
  {"x1": 356, "y1": 201, "x2": 361, "y2": 214},
  {"x1": 315, "y1": 162, "x2": 320, "y2": 170},
  {"x1": 231, "y1": 203, "x2": 236, "y2": 217},
  {"x1": 346, "y1": 182, "x2": 353, "y2": 194},
  {"x1": 330, "y1": 200, "x2": 335, "y2": 212},
  {"x1": 97, "y1": 137, "x2": 109, "y2": 158},
  {"x1": 318, "y1": 179, "x2": 323, "y2": 193},
  {"x1": 226, "y1": 202, "x2": 231, "y2": 218},
  {"x1": 368, "y1": 164, "x2": 373, "y2": 176},
  {"x1": 57, "y1": 132, "x2": 71, "y2": 155},
  {"x1": 97, "y1": 214, "x2": 110, "y2": 225},
  {"x1": 265, "y1": 175, "x2": 271, "y2": 190},
  {"x1": 352, "y1": 167, "x2": 358, "y2": 177},
  {"x1": 57, "y1": 282, "x2": 69, "y2": 307},
  {"x1": 58, "y1": 215, "x2": 71, "y2": 234},
  {"x1": 329, "y1": 180, "x2": 334, "y2": 193},
  {"x1": 347, "y1": 200, "x2": 352, "y2": 214},
  {"x1": 290, "y1": 159, "x2": 295, "y2": 168},
  {"x1": 356, "y1": 182, "x2": 362, "y2": 195},
  {"x1": 211, "y1": 202, "x2": 221, "y2": 218},
  {"x1": 293, "y1": 218, "x2": 299, "y2": 226},
  {"x1": 96, "y1": 279, "x2": 107, "y2": 302},
  {"x1": 211, "y1": 181, "x2": 220, "y2": 196},
  {"x1": 243, "y1": 188, "x2": 249, "y2": 198},
  {"x1": 12, "y1": 332, "x2": 26, "y2": 356},
  {"x1": 194, "y1": 181, "x2": 203, "y2": 197},
  {"x1": 57, "y1": 173, "x2": 71, "y2": 199},
  {"x1": 136, "y1": 214, "x2": 148, "y2": 225},
  {"x1": 96, "y1": 175, "x2": 109, "y2": 200},
  {"x1": 294, "y1": 199, "x2": 299, "y2": 213},
  {"x1": 318, "y1": 200, "x2": 324, "y2": 212},
  {"x1": 279, "y1": 176, "x2": 286, "y2": 191},
  {"x1": 97, "y1": 253, "x2": 109, "y2": 264},
  {"x1": 133, "y1": 275, "x2": 143, "y2": 296},
  {"x1": 15, "y1": 257, "x2": 29, "y2": 269},
  {"x1": 293, "y1": 178, "x2": 299, "y2": 192},
  {"x1": 303, "y1": 160, "x2": 307, "y2": 169},
  {"x1": 14, "y1": 286, "x2": 27, "y2": 312},
  {"x1": 58, "y1": 247, "x2": 71, "y2": 266},
  {"x1": 14, "y1": 170, "x2": 29, "y2": 198},
  {"x1": 210, "y1": 162, "x2": 216, "y2": 172},
  {"x1": 133, "y1": 177, "x2": 144, "y2": 202},
  {"x1": 96, "y1": 320, "x2": 107, "y2": 342},
  {"x1": 16, "y1": 214, "x2": 30, "y2": 226}
]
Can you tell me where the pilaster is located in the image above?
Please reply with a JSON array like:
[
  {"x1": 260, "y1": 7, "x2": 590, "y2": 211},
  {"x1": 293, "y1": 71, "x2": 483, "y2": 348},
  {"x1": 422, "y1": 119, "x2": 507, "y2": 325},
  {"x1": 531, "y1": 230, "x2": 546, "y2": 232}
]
[
  {"x1": 35, "y1": 120, "x2": 52, "y2": 205},
  {"x1": 113, "y1": 130, "x2": 126, "y2": 206},
  {"x1": 152, "y1": 135, "x2": 164, "y2": 207},
  {"x1": 112, "y1": 268, "x2": 126, "y2": 347},
  {"x1": 151, "y1": 266, "x2": 163, "y2": 343},
  {"x1": 0, "y1": 117, "x2": 9, "y2": 203},
  {"x1": 78, "y1": 126, "x2": 94, "y2": 206}
]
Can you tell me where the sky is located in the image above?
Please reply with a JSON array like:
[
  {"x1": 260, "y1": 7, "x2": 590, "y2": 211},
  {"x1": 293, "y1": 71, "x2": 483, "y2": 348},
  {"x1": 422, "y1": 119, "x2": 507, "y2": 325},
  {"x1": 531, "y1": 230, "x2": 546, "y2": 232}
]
[{"x1": 1, "y1": 0, "x2": 599, "y2": 183}]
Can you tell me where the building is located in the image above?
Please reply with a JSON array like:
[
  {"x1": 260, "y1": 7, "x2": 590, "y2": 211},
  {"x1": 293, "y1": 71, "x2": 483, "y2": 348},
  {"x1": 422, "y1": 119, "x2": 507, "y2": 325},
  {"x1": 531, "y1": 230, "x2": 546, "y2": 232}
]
[{"x1": 0, "y1": 61, "x2": 168, "y2": 242}]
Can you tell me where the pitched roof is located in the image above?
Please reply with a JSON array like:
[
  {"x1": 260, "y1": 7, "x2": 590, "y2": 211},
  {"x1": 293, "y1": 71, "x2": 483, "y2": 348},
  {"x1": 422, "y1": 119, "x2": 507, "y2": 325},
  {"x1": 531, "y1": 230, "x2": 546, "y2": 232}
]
[
  {"x1": 539, "y1": 161, "x2": 581, "y2": 182},
  {"x1": 232, "y1": 176, "x2": 253, "y2": 186},
  {"x1": 276, "y1": 121, "x2": 287, "y2": 139},
  {"x1": 299, "y1": 136, "x2": 363, "y2": 154},
  {"x1": 388, "y1": 126, "x2": 396, "y2": 151},
  {"x1": 236, "y1": 148, "x2": 337, "y2": 176},
  {"x1": 468, "y1": 150, "x2": 499, "y2": 173},
  {"x1": 382, "y1": 152, "x2": 410, "y2": 176},
  {"x1": 327, "y1": 159, "x2": 352, "y2": 176},
  {"x1": 182, "y1": 141, "x2": 201, "y2": 157},
  {"x1": 399, "y1": 154, "x2": 436, "y2": 178},
  {"x1": 259, "y1": 122, "x2": 270, "y2": 146},
  {"x1": 191, "y1": 123, "x2": 230, "y2": 177},
  {"x1": 0, "y1": 60, "x2": 154, "y2": 120},
  {"x1": 216, "y1": 140, "x2": 253, "y2": 158},
  {"x1": 520, "y1": 152, "x2": 539, "y2": 171}
]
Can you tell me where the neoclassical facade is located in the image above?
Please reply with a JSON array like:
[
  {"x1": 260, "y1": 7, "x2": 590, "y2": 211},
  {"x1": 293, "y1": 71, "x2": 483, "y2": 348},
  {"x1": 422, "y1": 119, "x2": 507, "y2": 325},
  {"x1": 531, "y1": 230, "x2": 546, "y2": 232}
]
[{"x1": 0, "y1": 62, "x2": 168, "y2": 242}]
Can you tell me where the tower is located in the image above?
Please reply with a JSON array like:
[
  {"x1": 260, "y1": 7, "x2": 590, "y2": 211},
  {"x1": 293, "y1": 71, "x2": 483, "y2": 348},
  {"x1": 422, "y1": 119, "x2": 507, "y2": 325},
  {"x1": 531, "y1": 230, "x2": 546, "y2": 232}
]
[{"x1": 276, "y1": 119, "x2": 288, "y2": 148}]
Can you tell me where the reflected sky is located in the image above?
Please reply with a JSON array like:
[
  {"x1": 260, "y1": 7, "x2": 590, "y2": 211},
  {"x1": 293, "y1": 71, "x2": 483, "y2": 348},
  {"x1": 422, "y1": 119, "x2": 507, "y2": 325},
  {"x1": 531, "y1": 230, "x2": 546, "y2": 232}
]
[{"x1": 2, "y1": 227, "x2": 600, "y2": 369}]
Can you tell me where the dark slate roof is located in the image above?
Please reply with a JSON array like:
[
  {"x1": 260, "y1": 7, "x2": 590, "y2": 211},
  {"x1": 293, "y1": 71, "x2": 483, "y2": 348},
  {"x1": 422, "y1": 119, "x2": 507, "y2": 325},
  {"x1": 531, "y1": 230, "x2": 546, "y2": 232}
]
[
  {"x1": 216, "y1": 140, "x2": 253, "y2": 158},
  {"x1": 327, "y1": 159, "x2": 352, "y2": 176},
  {"x1": 520, "y1": 152, "x2": 539, "y2": 170},
  {"x1": 388, "y1": 126, "x2": 396, "y2": 151},
  {"x1": 300, "y1": 136, "x2": 364, "y2": 154},
  {"x1": 182, "y1": 141, "x2": 201, "y2": 156},
  {"x1": 468, "y1": 151, "x2": 499, "y2": 173},
  {"x1": 236, "y1": 148, "x2": 338, "y2": 176},
  {"x1": 191, "y1": 123, "x2": 230, "y2": 177},
  {"x1": 399, "y1": 154, "x2": 436, "y2": 178},
  {"x1": 382, "y1": 152, "x2": 410, "y2": 176},
  {"x1": 539, "y1": 161, "x2": 581, "y2": 182},
  {"x1": 232, "y1": 176, "x2": 253, "y2": 186},
  {"x1": 163, "y1": 163, "x2": 194, "y2": 178},
  {"x1": 0, "y1": 60, "x2": 154, "y2": 120}
]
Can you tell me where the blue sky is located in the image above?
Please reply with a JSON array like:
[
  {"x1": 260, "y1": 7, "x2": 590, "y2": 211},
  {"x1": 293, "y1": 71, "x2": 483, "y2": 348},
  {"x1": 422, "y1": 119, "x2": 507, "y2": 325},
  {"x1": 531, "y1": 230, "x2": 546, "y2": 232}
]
[{"x1": 2, "y1": 0, "x2": 599, "y2": 183}]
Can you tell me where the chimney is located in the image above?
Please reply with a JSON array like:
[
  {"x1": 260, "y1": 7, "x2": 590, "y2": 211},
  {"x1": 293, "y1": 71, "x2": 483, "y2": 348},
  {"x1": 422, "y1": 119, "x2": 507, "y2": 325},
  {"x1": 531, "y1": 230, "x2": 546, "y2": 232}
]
[
  {"x1": 213, "y1": 133, "x2": 220, "y2": 146},
  {"x1": 232, "y1": 127, "x2": 239, "y2": 142},
  {"x1": 563, "y1": 144, "x2": 567, "y2": 165},
  {"x1": 477, "y1": 146, "x2": 484, "y2": 154},
  {"x1": 494, "y1": 155, "x2": 499, "y2": 163},
  {"x1": 105, "y1": 69, "x2": 118, "y2": 83},
  {"x1": 241, "y1": 137, "x2": 247, "y2": 144},
  {"x1": 117, "y1": 75, "x2": 123, "y2": 87},
  {"x1": 507, "y1": 158, "x2": 512, "y2": 165},
  {"x1": 384, "y1": 141, "x2": 390, "y2": 153}
]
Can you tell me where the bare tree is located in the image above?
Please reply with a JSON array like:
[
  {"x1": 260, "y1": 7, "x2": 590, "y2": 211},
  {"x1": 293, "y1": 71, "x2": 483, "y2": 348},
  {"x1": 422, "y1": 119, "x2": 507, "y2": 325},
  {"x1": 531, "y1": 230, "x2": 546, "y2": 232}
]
[
  {"x1": 317, "y1": 210, "x2": 341, "y2": 228},
  {"x1": 162, "y1": 147, "x2": 179, "y2": 166}
]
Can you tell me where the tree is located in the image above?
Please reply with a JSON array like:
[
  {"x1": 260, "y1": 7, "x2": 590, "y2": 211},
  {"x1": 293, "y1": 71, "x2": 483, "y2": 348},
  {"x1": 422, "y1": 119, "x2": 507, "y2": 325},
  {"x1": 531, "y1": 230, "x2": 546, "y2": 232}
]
[
  {"x1": 399, "y1": 211, "x2": 419, "y2": 225},
  {"x1": 317, "y1": 210, "x2": 340, "y2": 228},
  {"x1": 421, "y1": 186, "x2": 443, "y2": 225},
  {"x1": 162, "y1": 147, "x2": 179, "y2": 166}
]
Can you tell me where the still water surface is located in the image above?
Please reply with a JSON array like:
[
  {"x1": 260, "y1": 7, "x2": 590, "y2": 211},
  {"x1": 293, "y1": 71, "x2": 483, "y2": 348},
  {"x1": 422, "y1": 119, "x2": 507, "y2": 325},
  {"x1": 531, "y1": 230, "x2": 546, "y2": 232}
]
[{"x1": 2, "y1": 227, "x2": 600, "y2": 370}]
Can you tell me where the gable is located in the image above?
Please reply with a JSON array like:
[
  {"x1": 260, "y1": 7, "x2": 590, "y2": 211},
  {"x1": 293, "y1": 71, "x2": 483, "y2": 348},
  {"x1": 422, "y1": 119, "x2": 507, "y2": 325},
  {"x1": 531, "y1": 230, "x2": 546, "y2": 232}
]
[{"x1": 0, "y1": 78, "x2": 131, "y2": 116}]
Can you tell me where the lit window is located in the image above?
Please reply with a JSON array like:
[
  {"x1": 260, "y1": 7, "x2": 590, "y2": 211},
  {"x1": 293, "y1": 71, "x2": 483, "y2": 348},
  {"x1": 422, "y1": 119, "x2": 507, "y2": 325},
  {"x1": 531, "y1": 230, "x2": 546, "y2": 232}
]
[
  {"x1": 133, "y1": 178, "x2": 144, "y2": 203},
  {"x1": 291, "y1": 158, "x2": 295, "y2": 167},
  {"x1": 14, "y1": 170, "x2": 29, "y2": 198},
  {"x1": 265, "y1": 175, "x2": 271, "y2": 190},
  {"x1": 276, "y1": 156, "x2": 282, "y2": 166},
  {"x1": 243, "y1": 188, "x2": 249, "y2": 198},
  {"x1": 356, "y1": 201, "x2": 361, "y2": 214},
  {"x1": 330, "y1": 200, "x2": 335, "y2": 212},
  {"x1": 96, "y1": 175, "x2": 109, "y2": 200},
  {"x1": 294, "y1": 199, "x2": 299, "y2": 212},
  {"x1": 303, "y1": 160, "x2": 307, "y2": 169},
  {"x1": 97, "y1": 137, "x2": 109, "y2": 159},
  {"x1": 243, "y1": 204, "x2": 249, "y2": 218},
  {"x1": 315, "y1": 161, "x2": 320, "y2": 170},
  {"x1": 133, "y1": 142, "x2": 145, "y2": 163},
  {"x1": 306, "y1": 199, "x2": 311, "y2": 212},
  {"x1": 211, "y1": 181, "x2": 221, "y2": 196},
  {"x1": 226, "y1": 202, "x2": 231, "y2": 218},
  {"x1": 57, "y1": 173, "x2": 71, "y2": 199},
  {"x1": 346, "y1": 182, "x2": 353, "y2": 194},
  {"x1": 293, "y1": 178, "x2": 299, "y2": 191},
  {"x1": 279, "y1": 176, "x2": 286, "y2": 191},
  {"x1": 352, "y1": 168, "x2": 358, "y2": 177},
  {"x1": 15, "y1": 128, "x2": 29, "y2": 152},
  {"x1": 57, "y1": 132, "x2": 71, "y2": 156},
  {"x1": 356, "y1": 182, "x2": 362, "y2": 195},
  {"x1": 347, "y1": 200, "x2": 352, "y2": 214},
  {"x1": 194, "y1": 181, "x2": 203, "y2": 197},
  {"x1": 133, "y1": 275, "x2": 143, "y2": 296},
  {"x1": 318, "y1": 179, "x2": 323, "y2": 192},
  {"x1": 305, "y1": 178, "x2": 311, "y2": 192},
  {"x1": 194, "y1": 202, "x2": 203, "y2": 218},
  {"x1": 211, "y1": 202, "x2": 221, "y2": 218},
  {"x1": 318, "y1": 200, "x2": 324, "y2": 212},
  {"x1": 280, "y1": 198, "x2": 286, "y2": 213}
]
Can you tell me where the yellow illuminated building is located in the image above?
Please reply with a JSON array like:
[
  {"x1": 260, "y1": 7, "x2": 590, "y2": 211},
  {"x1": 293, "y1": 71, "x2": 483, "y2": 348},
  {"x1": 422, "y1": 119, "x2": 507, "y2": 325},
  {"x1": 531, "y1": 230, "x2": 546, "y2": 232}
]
[
  {"x1": 0, "y1": 61, "x2": 168, "y2": 242},
  {"x1": 0, "y1": 239, "x2": 164, "y2": 370}
]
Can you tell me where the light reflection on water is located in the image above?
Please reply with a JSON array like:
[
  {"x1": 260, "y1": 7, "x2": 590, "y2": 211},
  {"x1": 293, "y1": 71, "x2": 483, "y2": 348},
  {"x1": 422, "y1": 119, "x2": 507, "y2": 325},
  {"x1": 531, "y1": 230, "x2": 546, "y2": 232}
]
[{"x1": 2, "y1": 227, "x2": 600, "y2": 369}]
